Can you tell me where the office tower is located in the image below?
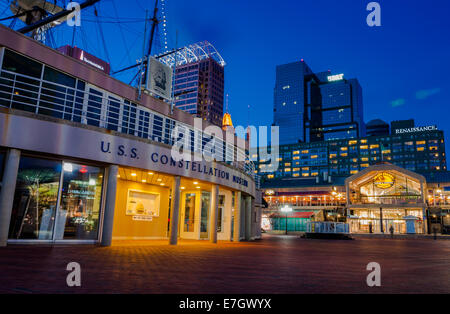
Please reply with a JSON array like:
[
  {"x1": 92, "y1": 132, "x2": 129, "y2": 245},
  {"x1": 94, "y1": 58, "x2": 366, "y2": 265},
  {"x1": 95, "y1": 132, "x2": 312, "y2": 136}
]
[
  {"x1": 273, "y1": 60, "x2": 365, "y2": 144},
  {"x1": 310, "y1": 75, "x2": 365, "y2": 142},
  {"x1": 273, "y1": 60, "x2": 314, "y2": 145},
  {"x1": 166, "y1": 41, "x2": 225, "y2": 126},
  {"x1": 366, "y1": 119, "x2": 390, "y2": 137}
]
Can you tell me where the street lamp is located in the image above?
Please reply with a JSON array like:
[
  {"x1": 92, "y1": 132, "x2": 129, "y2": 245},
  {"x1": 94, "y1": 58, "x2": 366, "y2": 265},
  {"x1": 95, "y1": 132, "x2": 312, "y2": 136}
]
[{"x1": 281, "y1": 205, "x2": 293, "y2": 235}]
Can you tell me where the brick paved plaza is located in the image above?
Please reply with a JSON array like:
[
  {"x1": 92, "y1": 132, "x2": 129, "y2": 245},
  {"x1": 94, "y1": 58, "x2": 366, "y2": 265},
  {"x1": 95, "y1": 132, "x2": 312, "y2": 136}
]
[{"x1": 0, "y1": 235, "x2": 449, "y2": 294}]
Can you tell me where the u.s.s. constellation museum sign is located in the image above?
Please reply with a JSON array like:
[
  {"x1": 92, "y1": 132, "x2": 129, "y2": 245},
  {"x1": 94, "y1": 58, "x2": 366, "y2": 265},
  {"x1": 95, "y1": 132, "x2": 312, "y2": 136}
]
[
  {"x1": 395, "y1": 125, "x2": 438, "y2": 134},
  {"x1": 0, "y1": 112, "x2": 255, "y2": 196}
]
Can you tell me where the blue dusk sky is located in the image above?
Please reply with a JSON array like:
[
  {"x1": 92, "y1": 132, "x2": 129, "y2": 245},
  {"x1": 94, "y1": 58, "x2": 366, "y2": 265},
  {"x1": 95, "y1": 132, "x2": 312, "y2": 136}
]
[{"x1": 1, "y1": 0, "x2": 449, "y2": 141}]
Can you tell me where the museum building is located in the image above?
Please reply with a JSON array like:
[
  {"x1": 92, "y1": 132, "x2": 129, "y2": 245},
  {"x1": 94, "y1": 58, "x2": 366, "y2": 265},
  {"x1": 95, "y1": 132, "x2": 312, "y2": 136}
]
[{"x1": 0, "y1": 25, "x2": 260, "y2": 246}]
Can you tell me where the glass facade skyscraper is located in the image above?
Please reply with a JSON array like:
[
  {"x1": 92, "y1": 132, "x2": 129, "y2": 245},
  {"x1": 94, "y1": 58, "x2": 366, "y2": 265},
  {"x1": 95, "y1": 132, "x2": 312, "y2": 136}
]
[
  {"x1": 273, "y1": 61, "x2": 313, "y2": 144},
  {"x1": 174, "y1": 57, "x2": 225, "y2": 126},
  {"x1": 273, "y1": 60, "x2": 365, "y2": 144}
]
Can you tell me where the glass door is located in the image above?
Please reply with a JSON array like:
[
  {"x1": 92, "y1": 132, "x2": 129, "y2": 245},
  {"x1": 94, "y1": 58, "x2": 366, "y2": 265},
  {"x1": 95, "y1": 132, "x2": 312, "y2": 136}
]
[
  {"x1": 9, "y1": 157, "x2": 61, "y2": 240},
  {"x1": 200, "y1": 192, "x2": 210, "y2": 239},
  {"x1": 218, "y1": 195, "x2": 225, "y2": 233},
  {"x1": 8, "y1": 157, "x2": 105, "y2": 243},
  {"x1": 183, "y1": 193, "x2": 196, "y2": 233},
  {"x1": 55, "y1": 162, "x2": 104, "y2": 241}
]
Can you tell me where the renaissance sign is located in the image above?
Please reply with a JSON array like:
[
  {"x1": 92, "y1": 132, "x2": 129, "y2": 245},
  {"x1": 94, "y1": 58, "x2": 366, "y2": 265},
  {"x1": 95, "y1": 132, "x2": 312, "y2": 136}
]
[{"x1": 395, "y1": 125, "x2": 438, "y2": 134}]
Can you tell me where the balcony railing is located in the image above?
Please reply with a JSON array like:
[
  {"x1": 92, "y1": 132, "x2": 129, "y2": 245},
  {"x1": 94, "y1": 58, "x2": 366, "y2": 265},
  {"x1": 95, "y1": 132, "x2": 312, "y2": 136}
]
[
  {"x1": 0, "y1": 68, "x2": 256, "y2": 179},
  {"x1": 350, "y1": 195, "x2": 424, "y2": 205}
]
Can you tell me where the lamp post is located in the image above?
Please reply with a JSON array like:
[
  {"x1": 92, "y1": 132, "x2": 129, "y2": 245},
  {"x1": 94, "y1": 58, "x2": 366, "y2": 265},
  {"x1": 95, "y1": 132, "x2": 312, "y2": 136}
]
[{"x1": 281, "y1": 205, "x2": 293, "y2": 235}]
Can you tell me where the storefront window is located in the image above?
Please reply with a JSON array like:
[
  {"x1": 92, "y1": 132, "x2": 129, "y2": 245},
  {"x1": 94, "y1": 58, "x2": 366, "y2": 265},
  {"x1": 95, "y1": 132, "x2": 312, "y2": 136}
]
[
  {"x1": 9, "y1": 157, "x2": 61, "y2": 240},
  {"x1": 57, "y1": 163, "x2": 104, "y2": 240}
]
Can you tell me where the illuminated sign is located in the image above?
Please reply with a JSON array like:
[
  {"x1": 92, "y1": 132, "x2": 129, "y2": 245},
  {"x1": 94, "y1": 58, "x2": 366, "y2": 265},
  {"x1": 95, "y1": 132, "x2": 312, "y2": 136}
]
[
  {"x1": 395, "y1": 125, "x2": 437, "y2": 134},
  {"x1": 80, "y1": 51, "x2": 105, "y2": 72},
  {"x1": 265, "y1": 190, "x2": 275, "y2": 196},
  {"x1": 327, "y1": 74, "x2": 344, "y2": 82},
  {"x1": 373, "y1": 173, "x2": 395, "y2": 189}
]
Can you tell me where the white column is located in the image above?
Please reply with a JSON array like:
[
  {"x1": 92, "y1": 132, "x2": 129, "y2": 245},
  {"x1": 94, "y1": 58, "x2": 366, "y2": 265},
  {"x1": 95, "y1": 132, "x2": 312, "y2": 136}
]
[
  {"x1": 101, "y1": 165, "x2": 119, "y2": 247},
  {"x1": 169, "y1": 176, "x2": 181, "y2": 245},
  {"x1": 233, "y1": 192, "x2": 242, "y2": 242},
  {"x1": 209, "y1": 184, "x2": 219, "y2": 243},
  {"x1": 0, "y1": 149, "x2": 21, "y2": 247}
]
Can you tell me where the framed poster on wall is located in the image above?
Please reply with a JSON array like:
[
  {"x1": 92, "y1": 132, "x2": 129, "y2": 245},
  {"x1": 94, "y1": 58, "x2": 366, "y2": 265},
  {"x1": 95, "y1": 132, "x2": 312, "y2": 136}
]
[{"x1": 126, "y1": 190, "x2": 160, "y2": 218}]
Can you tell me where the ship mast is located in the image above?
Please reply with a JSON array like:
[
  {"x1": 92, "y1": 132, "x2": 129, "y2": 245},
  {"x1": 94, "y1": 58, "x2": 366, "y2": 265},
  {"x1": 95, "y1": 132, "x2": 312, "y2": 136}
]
[{"x1": 17, "y1": 0, "x2": 100, "y2": 34}]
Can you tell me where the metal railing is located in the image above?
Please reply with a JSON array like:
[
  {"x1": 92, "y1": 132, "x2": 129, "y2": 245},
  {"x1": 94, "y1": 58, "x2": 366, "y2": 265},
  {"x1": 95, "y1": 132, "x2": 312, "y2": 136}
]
[
  {"x1": 0, "y1": 68, "x2": 256, "y2": 179},
  {"x1": 351, "y1": 195, "x2": 423, "y2": 205}
]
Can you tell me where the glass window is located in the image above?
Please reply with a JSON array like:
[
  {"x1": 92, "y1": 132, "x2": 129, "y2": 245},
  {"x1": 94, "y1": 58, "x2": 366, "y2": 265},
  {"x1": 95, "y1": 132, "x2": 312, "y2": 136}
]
[
  {"x1": 87, "y1": 88, "x2": 103, "y2": 127},
  {"x1": 183, "y1": 193, "x2": 196, "y2": 232},
  {"x1": 2, "y1": 49, "x2": 42, "y2": 78},
  {"x1": 200, "y1": 192, "x2": 210, "y2": 235},
  {"x1": 9, "y1": 157, "x2": 61, "y2": 240},
  {"x1": 43, "y1": 66, "x2": 76, "y2": 88},
  {"x1": 57, "y1": 163, "x2": 104, "y2": 240},
  {"x1": 218, "y1": 195, "x2": 225, "y2": 233}
]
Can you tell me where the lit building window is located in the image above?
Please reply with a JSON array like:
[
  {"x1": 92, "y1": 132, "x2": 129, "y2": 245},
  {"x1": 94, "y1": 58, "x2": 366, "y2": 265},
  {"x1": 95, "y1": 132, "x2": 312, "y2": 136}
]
[
  {"x1": 302, "y1": 173, "x2": 310, "y2": 177},
  {"x1": 268, "y1": 174, "x2": 274, "y2": 179},
  {"x1": 293, "y1": 151, "x2": 300, "y2": 155},
  {"x1": 311, "y1": 155, "x2": 318, "y2": 159},
  {"x1": 282, "y1": 85, "x2": 290, "y2": 90},
  {"x1": 360, "y1": 145, "x2": 368, "y2": 150},
  {"x1": 285, "y1": 163, "x2": 291, "y2": 166},
  {"x1": 417, "y1": 147, "x2": 425, "y2": 152},
  {"x1": 361, "y1": 164, "x2": 369, "y2": 168},
  {"x1": 302, "y1": 150, "x2": 309, "y2": 154},
  {"x1": 341, "y1": 147, "x2": 348, "y2": 151},
  {"x1": 293, "y1": 156, "x2": 300, "y2": 160},
  {"x1": 285, "y1": 168, "x2": 291, "y2": 172},
  {"x1": 349, "y1": 140, "x2": 357, "y2": 145},
  {"x1": 370, "y1": 144, "x2": 379, "y2": 149}
]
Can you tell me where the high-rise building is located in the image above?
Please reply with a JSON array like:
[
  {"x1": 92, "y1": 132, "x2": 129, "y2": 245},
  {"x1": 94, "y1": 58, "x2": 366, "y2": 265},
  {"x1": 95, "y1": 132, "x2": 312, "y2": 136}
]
[
  {"x1": 273, "y1": 60, "x2": 314, "y2": 144},
  {"x1": 256, "y1": 124, "x2": 447, "y2": 180},
  {"x1": 273, "y1": 60, "x2": 365, "y2": 144},
  {"x1": 366, "y1": 119, "x2": 390, "y2": 137},
  {"x1": 159, "y1": 41, "x2": 225, "y2": 126}
]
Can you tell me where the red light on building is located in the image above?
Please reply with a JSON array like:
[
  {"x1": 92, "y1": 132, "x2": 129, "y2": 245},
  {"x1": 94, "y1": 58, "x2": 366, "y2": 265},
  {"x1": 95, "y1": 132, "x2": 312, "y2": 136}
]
[{"x1": 79, "y1": 166, "x2": 88, "y2": 174}]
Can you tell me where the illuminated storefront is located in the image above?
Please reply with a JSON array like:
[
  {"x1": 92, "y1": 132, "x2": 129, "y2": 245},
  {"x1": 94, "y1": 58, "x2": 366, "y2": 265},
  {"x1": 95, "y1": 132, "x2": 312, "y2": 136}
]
[
  {"x1": 346, "y1": 163, "x2": 427, "y2": 234},
  {"x1": 0, "y1": 27, "x2": 259, "y2": 247}
]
